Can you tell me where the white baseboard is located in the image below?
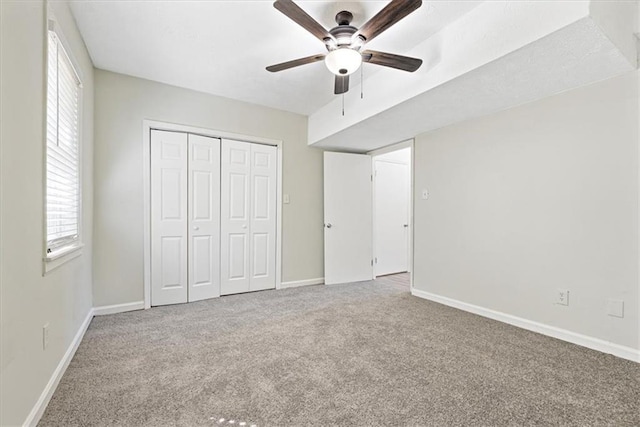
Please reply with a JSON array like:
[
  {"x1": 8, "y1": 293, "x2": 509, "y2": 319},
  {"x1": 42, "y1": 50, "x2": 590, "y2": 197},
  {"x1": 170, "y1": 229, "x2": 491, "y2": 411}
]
[
  {"x1": 280, "y1": 277, "x2": 324, "y2": 289},
  {"x1": 411, "y1": 288, "x2": 640, "y2": 363},
  {"x1": 23, "y1": 308, "x2": 94, "y2": 427},
  {"x1": 93, "y1": 301, "x2": 145, "y2": 316}
]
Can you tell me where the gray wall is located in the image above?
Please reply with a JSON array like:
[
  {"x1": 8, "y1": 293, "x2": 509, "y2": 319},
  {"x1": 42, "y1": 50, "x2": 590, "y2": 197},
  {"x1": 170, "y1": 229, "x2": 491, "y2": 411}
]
[
  {"x1": 413, "y1": 70, "x2": 639, "y2": 350},
  {"x1": 0, "y1": 1, "x2": 95, "y2": 425},
  {"x1": 93, "y1": 70, "x2": 324, "y2": 306}
]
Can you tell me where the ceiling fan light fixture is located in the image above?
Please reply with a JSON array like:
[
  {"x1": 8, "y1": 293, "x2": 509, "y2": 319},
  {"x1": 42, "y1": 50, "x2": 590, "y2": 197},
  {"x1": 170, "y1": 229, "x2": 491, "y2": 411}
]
[{"x1": 325, "y1": 48, "x2": 362, "y2": 76}]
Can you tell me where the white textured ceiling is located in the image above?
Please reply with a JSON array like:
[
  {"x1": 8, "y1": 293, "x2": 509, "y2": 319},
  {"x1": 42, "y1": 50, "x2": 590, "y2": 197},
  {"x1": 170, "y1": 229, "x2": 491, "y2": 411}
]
[{"x1": 69, "y1": 0, "x2": 481, "y2": 115}]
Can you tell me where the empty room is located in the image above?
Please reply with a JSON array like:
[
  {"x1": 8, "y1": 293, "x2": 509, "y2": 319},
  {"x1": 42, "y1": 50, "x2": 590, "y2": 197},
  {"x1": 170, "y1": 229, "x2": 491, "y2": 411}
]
[{"x1": 1, "y1": 0, "x2": 639, "y2": 426}]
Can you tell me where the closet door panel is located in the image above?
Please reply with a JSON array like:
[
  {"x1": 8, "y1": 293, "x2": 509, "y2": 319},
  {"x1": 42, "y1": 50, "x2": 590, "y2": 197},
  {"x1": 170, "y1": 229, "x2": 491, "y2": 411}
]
[
  {"x1": 249, "y1": 143, "x2": 277, "y2": 291},
  {"x1": 221, "y1": 140, "x2": 251, "y2": 295},
  {"x1": 252, "y1": 233, "x2": 269, "y2": 277},
  {"x1": 229, "y1": 234, "x2": 247, "y2": 278},
  {"x1": 151, "y1": 130, "x2": 188, "y2": 306},
  {"x1": 188, "y1": 134, "x2": 221, "y2": 302}
]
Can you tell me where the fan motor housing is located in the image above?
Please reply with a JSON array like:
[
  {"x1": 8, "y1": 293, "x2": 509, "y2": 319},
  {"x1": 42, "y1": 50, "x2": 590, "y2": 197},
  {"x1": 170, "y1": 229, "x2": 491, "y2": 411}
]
[{"x1": 329, "y1": 25, "x2": 357, "y2": 47}]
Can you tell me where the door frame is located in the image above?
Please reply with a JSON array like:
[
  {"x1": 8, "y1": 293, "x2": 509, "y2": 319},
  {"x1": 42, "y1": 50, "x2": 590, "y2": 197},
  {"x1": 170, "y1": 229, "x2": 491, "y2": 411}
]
[
  {"x1": 368, "y1": 139, "x2": 415, "y2": 288},
  {"x1": 142, "y1": 120, "x2": 283, "y2": 309}
]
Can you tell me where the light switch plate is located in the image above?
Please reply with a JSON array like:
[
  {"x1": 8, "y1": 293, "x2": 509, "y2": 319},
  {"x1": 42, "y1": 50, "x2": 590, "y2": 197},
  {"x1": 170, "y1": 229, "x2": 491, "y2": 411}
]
[
  {"x1": 283, "y1": 194, "x2": 290, "y2": 204},
  {"x1": 556, "y1": 289, "x2": 569, "y2": 306},
  {"x1": 422, "y1": 189, "x2": 428, "y2": 200},
  {"x1": 43, "y1": 323, "x2": 50, "y2": 350},
  {"x1": 607, "y1": 299, "x2": 624, "y2": 318}
]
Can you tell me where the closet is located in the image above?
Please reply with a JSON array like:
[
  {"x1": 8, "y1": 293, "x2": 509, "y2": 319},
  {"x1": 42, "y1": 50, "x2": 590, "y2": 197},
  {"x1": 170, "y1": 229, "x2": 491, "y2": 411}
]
[{"x1": 150, "y1": 130, "x2": 277, "y2": 306}]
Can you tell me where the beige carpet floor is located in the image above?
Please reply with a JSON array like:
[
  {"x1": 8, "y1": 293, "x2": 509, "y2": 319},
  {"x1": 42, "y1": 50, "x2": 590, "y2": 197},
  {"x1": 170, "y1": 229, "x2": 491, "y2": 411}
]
[{"x1": 40, "y1": 275, "x2": 640, "y2": 426}]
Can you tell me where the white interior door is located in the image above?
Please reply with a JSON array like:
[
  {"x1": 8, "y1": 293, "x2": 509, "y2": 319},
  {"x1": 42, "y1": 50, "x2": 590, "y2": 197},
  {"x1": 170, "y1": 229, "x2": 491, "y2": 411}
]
[
  {"x1": 188, "y1": 134, "x2": 221, "y2": 302},
  {"x1": 151, "y1": 130, "x2": 188, "y2": 306},
  {"x1": 324, "y1": 152, "x2": 373, "y2": 285},
  {"x1": 249, "y1": 143, "x2": 277, "y2": 291},
  {"x1": 221, "y1": 140, "x2": 251, "y2": 295},
  {"x1": 375, "y1": 160, "x2": 409, "y2": 276}
]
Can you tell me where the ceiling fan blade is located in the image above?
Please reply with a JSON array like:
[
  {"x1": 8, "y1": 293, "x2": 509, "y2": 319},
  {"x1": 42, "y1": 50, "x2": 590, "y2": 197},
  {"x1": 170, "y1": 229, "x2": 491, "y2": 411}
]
[
  {"x1": 355, "y1": 0, "x2": 422, "y2": 43},
  {"x1": 274, "y1": 0, "x2": 332, "y2": 43},
  {"x1": 266, "y1": 54, "x2": 325, "y2": 72},
  {"x1": 362, "y1": 50, "x2": 423, "y2": 72},
  {"x1": 334, "y1": 75, "x2": 349, "y2": 95}
]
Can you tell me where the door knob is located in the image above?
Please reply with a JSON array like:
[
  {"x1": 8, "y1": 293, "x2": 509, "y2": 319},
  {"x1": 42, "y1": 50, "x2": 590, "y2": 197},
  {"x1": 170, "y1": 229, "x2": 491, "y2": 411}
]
[
  {"x1": 403, "y1": 224, "x2": 409, "y2": 228},
  {"x1": 242, "y1": 225, "x2": 247, "y2": 229},
  {"x1": 193, "y1": 226, "x2": 200, "y2": 231},
  {"x1": 325, "y1": 223, "x2": 332, "y2": 229}
]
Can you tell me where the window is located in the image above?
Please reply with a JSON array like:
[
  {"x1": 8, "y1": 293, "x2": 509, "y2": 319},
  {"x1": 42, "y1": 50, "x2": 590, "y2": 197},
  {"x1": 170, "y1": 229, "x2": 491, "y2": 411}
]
[{"x1": 45, "y1": 27, "x2": 82, "y2": 260}]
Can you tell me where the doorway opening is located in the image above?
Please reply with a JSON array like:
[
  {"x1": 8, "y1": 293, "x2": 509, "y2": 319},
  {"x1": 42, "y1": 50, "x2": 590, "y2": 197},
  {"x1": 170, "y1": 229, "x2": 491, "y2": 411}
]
[
  {"x1": 321, "y1": 140, "x2": 413, "y2": 289},
  {"x1": 371, "y1": 143, "x2": 412, "y2": 289}
]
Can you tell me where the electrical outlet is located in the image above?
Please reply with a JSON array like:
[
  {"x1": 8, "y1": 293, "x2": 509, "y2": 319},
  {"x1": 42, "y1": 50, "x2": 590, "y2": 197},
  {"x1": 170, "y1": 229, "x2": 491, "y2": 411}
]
[
  {"x1": 43, "y1": 323, "x2": 50, "y2": 350},
  {"x1": 556, "y1": 289, "x2": 569, "y2": 306},
  {"x1": 607, "y1": 299, "x2": 624, "y2": 318},
  {"x1": 422, "y1": 189, "x2": 429, "y2": 200}
]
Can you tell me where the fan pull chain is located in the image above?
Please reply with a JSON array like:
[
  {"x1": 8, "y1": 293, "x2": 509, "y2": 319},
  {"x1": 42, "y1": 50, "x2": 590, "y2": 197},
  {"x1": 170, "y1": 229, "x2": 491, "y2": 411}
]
[
  {"x1": 361, "y1": 64, "x2": 364, "y2": 99},
  {"x1": 342, "y1": 93, "x2": 345, "y2": 116}
]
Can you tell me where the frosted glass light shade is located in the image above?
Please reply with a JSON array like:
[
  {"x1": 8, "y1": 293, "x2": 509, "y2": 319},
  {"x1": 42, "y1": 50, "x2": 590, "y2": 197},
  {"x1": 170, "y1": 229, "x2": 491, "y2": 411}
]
[{"x1": 325, "y1": 48, "x2": 362, "y2": 76}]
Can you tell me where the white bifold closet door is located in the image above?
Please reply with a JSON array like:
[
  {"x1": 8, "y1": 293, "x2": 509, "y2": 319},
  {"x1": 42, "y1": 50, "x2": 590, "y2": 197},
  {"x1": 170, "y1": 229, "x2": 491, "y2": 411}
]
[
  {"x1": 221, "y1": 140, "x2": 277, "y2": 295},
  {"x1": 150, "y1": 130, "x2": 220, "y2": 306}
]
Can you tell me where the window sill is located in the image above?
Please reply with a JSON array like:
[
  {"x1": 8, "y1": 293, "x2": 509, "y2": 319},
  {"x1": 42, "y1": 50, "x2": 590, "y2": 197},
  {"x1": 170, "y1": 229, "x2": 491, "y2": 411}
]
[{"x1": 43, "y1": 243, "x2": 84, "y2": 274}]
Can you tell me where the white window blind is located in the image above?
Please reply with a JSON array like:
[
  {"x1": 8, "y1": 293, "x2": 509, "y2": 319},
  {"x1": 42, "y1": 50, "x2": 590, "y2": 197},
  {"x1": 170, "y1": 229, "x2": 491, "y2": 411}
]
[{"x1": 46, "y1": 30, "x2": 81, "y2": 254}]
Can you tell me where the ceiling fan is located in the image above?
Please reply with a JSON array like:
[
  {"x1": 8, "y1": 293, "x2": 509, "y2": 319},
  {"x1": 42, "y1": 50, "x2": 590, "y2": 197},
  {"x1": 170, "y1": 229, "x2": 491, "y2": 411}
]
[{"x1": 266, "y1": 0, "x2": 423, "y2": 95}]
